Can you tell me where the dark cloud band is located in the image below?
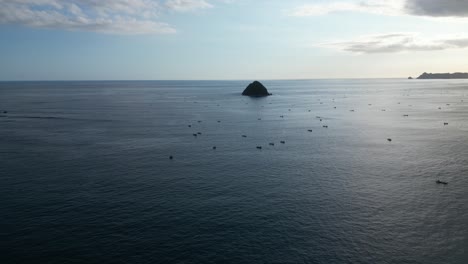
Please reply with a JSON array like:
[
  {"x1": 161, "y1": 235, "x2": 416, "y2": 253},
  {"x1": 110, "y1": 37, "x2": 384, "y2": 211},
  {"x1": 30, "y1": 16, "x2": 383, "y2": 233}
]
[{"x1": 405, "y1": 0, "x2": 468, "y2": 17}]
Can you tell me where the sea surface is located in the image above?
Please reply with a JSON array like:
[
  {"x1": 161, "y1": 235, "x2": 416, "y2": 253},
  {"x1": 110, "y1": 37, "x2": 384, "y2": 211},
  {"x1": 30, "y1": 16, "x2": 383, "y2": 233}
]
[{"x1": 1, "y1": 79, "x2": 467, "y2": 264}]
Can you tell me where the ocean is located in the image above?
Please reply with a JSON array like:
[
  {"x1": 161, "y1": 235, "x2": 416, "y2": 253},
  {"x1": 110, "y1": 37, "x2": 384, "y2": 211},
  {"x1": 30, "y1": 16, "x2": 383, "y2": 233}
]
[{"x1": 1, "y1": 79, "x2": 467, "y2": 263}]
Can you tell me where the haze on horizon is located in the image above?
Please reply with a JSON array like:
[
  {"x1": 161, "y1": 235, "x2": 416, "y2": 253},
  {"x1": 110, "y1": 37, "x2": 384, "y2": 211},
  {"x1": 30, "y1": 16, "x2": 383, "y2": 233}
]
[{"x1": 1, "y1": 0, "x2": 468, "y2": 81}]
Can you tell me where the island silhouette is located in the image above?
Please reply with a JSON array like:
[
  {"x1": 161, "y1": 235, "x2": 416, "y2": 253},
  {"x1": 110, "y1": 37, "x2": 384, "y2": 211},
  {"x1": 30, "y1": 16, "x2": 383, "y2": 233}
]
[{"x1": 242, "y1": 81, "x2": 272, "y2": 96}]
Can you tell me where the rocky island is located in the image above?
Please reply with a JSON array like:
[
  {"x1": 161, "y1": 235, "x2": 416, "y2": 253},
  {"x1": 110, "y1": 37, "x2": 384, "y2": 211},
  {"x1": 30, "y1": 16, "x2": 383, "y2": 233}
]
[
  {"x1": 417, "y1": 72, "x2": 468, "y2": 79},
  {"x1": 242, "y1": 81, "x2": 271, "y2": 97}
]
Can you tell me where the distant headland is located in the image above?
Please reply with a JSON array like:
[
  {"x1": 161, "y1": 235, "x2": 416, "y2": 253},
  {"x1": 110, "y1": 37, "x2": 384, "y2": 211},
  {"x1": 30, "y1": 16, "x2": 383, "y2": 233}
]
[{"x1": 415, "y1": 72, "x2": 468, "y2": 79}]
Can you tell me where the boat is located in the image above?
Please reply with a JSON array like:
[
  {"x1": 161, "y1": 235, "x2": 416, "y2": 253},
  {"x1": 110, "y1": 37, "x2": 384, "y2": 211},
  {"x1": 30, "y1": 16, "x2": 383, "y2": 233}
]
[{"x1": 436, "y1": 180, "x2": 448, "y2": 185}]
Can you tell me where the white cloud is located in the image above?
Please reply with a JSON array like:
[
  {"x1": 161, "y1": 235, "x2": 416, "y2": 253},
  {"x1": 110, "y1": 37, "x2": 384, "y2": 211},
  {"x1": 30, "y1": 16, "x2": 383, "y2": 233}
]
[
  {"x1": 290, "y1": 0, "x2": 468, "y2": 18},
  {"x1": 0, "y1": 0, "x2": 223, "y2": 34},
  {"x1": 165, "y1": 0, "x2": 212, "y2": 12},
  {"x1": 322, "y1": 33, "x2": 468, "y2": 53},
  {"x1": 290, "y1": 0, "x2": 404, "y2": 17}
]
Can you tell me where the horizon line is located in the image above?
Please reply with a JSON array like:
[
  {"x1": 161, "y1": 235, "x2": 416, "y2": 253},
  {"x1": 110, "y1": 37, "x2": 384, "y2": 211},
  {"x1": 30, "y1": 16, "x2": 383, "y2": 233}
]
[{"x1": 0, "y1": 77, "x2": 422, "y2": 82}]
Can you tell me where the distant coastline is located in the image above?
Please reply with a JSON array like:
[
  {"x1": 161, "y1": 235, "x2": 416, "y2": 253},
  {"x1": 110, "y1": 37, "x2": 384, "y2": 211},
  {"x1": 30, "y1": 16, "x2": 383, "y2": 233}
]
[{"x1": 416, "y1": 72, "x2": 468, "y2": 79}]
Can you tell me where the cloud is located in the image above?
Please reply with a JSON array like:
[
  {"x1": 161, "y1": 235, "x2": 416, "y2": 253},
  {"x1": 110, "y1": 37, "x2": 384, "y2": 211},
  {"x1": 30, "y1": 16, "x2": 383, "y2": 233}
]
[
  {"x1": 290, "y1": 0, "x2": 404, "y2": 17},
  {"x1": 405, "y1": 0, "x2": 468, "y2": 17},
  {"x1": 290, "y1": 0, "x2": 468, "y2": 18},
  {"x1": 0, "y1": 0, "x2": 220, "y2": 34},
  {"x1": 165, "y1": 0, "x2": 212, "y2": 12},
  {"x1": 323, "y1": 33, "x2": 468, "y2": 53}
]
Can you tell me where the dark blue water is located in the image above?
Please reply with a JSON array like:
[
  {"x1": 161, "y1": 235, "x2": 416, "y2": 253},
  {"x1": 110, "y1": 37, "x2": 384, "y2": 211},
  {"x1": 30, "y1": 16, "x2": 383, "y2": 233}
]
[{"x1": 1, "y1": 80, "x2": 467, "y2": 263}]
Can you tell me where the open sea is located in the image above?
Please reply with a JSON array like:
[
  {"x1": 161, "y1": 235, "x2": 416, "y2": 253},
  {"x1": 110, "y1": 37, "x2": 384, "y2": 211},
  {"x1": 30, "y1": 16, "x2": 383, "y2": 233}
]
[{"x1": 1, "y1": 79, "x2": 467, "y2": 264}]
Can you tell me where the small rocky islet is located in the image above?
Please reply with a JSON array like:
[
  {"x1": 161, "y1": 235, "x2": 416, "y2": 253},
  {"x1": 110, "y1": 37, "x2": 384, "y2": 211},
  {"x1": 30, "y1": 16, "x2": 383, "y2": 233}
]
[{"x1": 242, "y1": 81, "x2": 272, "y2": 97}]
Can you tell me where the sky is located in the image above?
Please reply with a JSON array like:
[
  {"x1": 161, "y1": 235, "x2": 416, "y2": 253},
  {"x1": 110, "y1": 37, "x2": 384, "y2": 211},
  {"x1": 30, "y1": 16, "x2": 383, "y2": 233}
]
[{"x1": 1, "y1": 0, "x2": 468, "y2": 80}]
